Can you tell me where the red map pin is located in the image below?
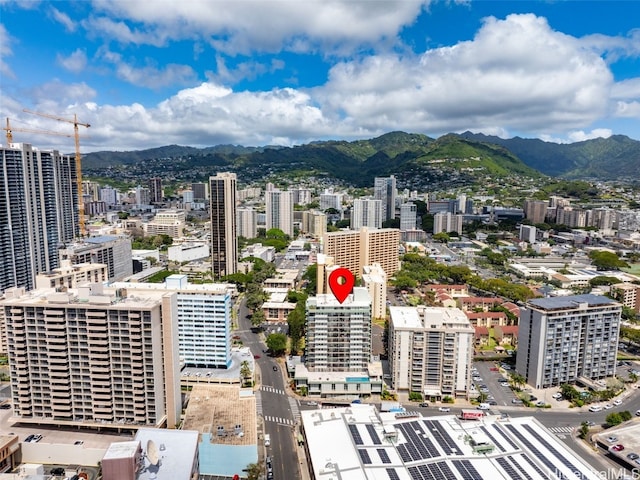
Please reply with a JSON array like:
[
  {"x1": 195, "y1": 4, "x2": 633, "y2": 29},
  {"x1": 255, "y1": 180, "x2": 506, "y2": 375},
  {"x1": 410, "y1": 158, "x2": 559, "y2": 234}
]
[{"x1": 328, "y1": 267, "x2": 355, "y2": 304}]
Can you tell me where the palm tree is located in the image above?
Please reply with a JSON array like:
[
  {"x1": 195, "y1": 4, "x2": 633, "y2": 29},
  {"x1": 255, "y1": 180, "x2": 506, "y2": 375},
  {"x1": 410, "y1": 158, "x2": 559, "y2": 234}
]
[{"x1": 240, "y1": 361, "x2": 252, "y2": 387}]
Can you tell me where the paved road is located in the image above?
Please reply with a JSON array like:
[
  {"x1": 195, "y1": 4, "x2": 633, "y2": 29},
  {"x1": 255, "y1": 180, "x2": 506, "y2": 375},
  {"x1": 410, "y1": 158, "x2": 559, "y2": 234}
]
[{"x1": 237, "y1": 296, "x2": 300, "y2": 480}]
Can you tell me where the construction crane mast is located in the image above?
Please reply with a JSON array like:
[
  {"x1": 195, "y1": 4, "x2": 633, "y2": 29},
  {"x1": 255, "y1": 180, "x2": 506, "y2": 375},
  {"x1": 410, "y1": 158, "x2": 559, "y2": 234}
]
[{"x1": 23, "y1": 109, "x2": 91, "y2": 237}]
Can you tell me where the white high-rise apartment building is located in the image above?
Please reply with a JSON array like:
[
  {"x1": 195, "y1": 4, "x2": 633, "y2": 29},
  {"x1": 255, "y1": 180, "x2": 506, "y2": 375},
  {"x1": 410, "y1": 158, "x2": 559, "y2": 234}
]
[
  {"x1": 305, "y1": 287, "x2": 372, "y2": 372},
  {"x1": 389, "y1": 306, "x2": 473, "y2": 399},
  {"x1": 433, "y1": 212, "x2": 463, "y2": 235},
  {"x1": 1, "y1": 284, "x2": 181, "y2": 428},
  {"x1": 266, "y1": 189, "x2": 294, "y2": 237},
  {"x1": 399, "y1": 202, "x2": 417, "y2": 231},
  {"x1": 112, "y1": 275, "x2": 234, "y2": 368},
  {"x1": 319, "y1": 191, "x2": 343, "y2": 215},
  {"x1": 100, "y1": 186, "x2": 119, "y2": 206},
  {"x1": 237, "y1": 207, "x2": 258, "y2": 239},
  {"x1": 210, "y1": 173, "x2": 238, "y2": 278},
  {"x1": 374, "y1": 175, "x2": 396, "y2": 221},
  {"x1": 516, "y1": 294, "x2": 621, "y2": 389},
  {"x1": 351, "y1": 198, "x2": 383, "y2": 229},
  {"x1": 1, "y1": 144, "x2": 78, "y2": 293}
]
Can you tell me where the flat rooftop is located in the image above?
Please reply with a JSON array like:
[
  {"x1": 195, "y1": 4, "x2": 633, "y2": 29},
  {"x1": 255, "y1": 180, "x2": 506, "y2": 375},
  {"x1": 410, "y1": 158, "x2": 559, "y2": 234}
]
[
  {"x1": 182, "y1": 384, "x2": 256, "y2": 446},
  {"x1": 134, "y1": 428, "x2": 199, "y2": 480},
  {"x1": 301, "y1": 405, "x2": 603, "y2": 480},
  {"x1": 528, "y1": 294, "x2": 619, "y2": 311}
]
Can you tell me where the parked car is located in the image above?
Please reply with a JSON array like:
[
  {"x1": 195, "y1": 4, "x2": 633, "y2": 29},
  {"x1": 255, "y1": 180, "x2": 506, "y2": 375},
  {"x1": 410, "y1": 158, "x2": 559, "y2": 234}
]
[
  {"x1": 535, "y1": 401, "x2": 546, "y2": 407},
  {"x1": 589, "y1": 405, "x2": 602, "y2": 412},
  {"x1": 551, "y1": 393, "x2": 562, "y2": 399},
  {"x1": 272, "y1": 366, "x2": 278, "y2": 371},
  {"x1": 611, "y1": 444, "x2": 625, "y2": 452},
  {"x1": 305, "y1": 401, "x2": 318, "y2": 406},
  {"x1": 511, "y1": 399, "x2": 523, "y2": 404},
  {"x1": 606, "y1": 436, "x2": 618, "y2": 443},
  {"x1": 604, "y1": 404, "x2": 613, "y2": 410},
  {"x1": 636, "y1": 409, "x2": 640, "y2": 417},
  {"x1": 627, "y1": 453, "x2": 639, "y2": 460},
  {"x1": 419, "y1": 403, "x2": 430, "y2": 408},
  {"x1": 438, "y1": 407, "x2": 451, "y2": 412},
  {"x1": 613, "y1": 399, "x2": 622, "y2": 406}
]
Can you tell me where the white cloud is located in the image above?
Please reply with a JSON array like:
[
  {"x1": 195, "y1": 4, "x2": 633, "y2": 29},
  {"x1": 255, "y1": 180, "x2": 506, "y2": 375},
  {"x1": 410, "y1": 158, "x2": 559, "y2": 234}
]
[
  {"x1": 568, "y1": 129, "x2": 613, "y2": 142},
  {"x1": 49, "y1": 6, "x2": 76, "y2": 32},
  {"x1": 0, "y1": 24, "x2": 15, "y2": 79},
  {"x1": 614, "y1": 101, "x2": 640, "y2": 118},
  {"x1": 209, "y1": 55, "x2": 286, "y2": 85},
  {"x1": 99, "y1": 50, "x2": 198, "y2": 89},
  {"x1": 317, "y1": 14, "x2": 613, "y2": 135},
  {"x1": 57, "y1": 48, "x2": 87, "y2": 73},
  {"x1": 86, "y1": 0, "x2": 430, "y2": 54},
  {"x1": 580, "y1": 28, "x2": 640, "y2": 63}
]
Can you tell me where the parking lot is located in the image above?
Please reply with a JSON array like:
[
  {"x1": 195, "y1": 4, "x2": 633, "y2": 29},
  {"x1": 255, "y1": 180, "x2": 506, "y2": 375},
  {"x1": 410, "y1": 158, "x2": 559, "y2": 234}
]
[{"x1": 472, "y1": 361, "x2": 520, "y2": 407}]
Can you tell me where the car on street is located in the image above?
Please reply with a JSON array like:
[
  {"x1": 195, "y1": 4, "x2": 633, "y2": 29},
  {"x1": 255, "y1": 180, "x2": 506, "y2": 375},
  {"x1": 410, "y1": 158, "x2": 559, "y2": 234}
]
[
  {"x1": 419, "y1": 403, "x2": 430, "y2": 408},
  {"x1": 613, "y1": 399, "x2": 622, "y2": 406},
  {"x1": 610, "y1": 444, "x2": 625, "y2": 452},
  {"x1": 636, "y1": 409, "x2": 640, "y2": 417},
  {"x1": 0, "y1": 403, "x2": 10, "y2": 409},
  {"x1": 438, "y1": 407, "x2": 451, "y2": 412},
  {"x1": 74, "y1": 440, "x2": 84, "y2": 445},
  {"x1": 589, "y1": 405, "x2": 603, "y2": 412},
  {"x1": 305, "y1": 401, "x2": 318, "y2": 406},
  {"x1": 272, "y1": 366, "x2": 278, "y2": 371},
  {"x1": 604, "y1": 404, "x2": 613, "y2": 409},
  {"x1": 584, "y1": 421, "x2": 596, "y2": 426}
]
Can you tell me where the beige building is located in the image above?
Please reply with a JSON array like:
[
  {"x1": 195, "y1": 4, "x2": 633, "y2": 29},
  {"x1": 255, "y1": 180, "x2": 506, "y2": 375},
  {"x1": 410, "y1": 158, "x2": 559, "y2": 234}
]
[
  {"x1": 613, "y1": 282, "x2": 640, "y2": 312},
  {"x1": 1, "y1": 284, "x2": 181, "y2": 429},
  {"x1": 35, "y1": 260, "x2": 108, "y2": 290},
  {"x1": 323, "y1": 227, "x2": 400, "y2": 278},
  {"x1": 389, "y1": 306, "x2": 474, "y2": 400},
  {"x1": 300, "y1": 210, "x2": 327, "y2": 239},
  {"x1": 145, "y1": 209, "x2": 186, "y2": 238},
  {"x1": 362, "y1": 263, "x2": 387, "y2": 320}
]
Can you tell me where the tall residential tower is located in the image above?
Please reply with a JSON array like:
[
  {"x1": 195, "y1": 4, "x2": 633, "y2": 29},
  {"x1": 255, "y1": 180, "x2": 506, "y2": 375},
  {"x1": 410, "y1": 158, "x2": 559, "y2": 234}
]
[{"x1": 210, "y1": 173, "x2": 238, "y2": 278}]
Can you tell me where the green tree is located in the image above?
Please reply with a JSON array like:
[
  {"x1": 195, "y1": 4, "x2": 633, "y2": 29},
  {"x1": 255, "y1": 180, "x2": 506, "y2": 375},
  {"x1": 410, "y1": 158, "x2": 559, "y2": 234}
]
[
  {"x1": 588, "y1": 250, "x2": 629, "y2": 271},
  {"x1": 266, "y1": 333, "x2": 287, "y2": 356},
  {"x1": 606, "y1": 412, "x2": 623, "y2": 427},
  {"x1": 509, "y1": 372, "x2": 526, "y2": 391},
  {"x1": 578, "y1": 422, "x2": 590, "y2": 439},
  {"x1": 302, "y1": 263, "x2": 317, "y2": 295},
  {"x1": 251, "y1": 308, "x2": 266, "y2": 327},
  {"x1": 240, "y1": 360, "x2": 252, "y2": 387},
  {"x1": 432, "y1": 232, "x2": 450, "y2": 244},
  {"x1": 244, "y1": 463, "x2": 262, "y2": 480}
]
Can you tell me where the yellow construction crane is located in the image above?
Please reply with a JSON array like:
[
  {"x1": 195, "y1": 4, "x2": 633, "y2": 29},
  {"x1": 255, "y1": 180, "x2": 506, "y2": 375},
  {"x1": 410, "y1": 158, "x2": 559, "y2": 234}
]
[
  {"x1": 23, "y1": 109, "x2": 91, "y2": 237},
  {"x1": 4, "y1": 118, "x2": 74, "y2": 144}
]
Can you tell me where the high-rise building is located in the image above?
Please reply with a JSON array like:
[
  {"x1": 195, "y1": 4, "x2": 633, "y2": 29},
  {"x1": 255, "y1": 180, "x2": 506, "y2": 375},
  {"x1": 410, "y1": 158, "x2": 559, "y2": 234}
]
[
  {"x1": 210, "y1": 173, "x2": 238, "y2": 278},
  {"x1": 1, "y1": 144, "x2": 78, "y2": 293},
  {"x1": 149, "y1": 177, "x2": 163, "y2": 204},
  {"x1": 237, "y1": 207, "x2": 258, "y2": 239},
  {"x1": 305, "y1": 287, "x2": 372, "y2": 372},
  {"x1": 399, "y1": 202, "x2": 417, "y2": 231},
  {"x1": 266, "y1": 189, "x2": 294, "y2": 237},
  {"x1": 100, "y1": 186, "x2": 119, "y2": 206},
  {"x1": 351, "y1": 198, "x2": 383, "y2": 229},
  {"x1": 374, "y1": 175, "x2": 396, "y2": 221},
  {"x1": 58, "y1": 235, "x2": 133, "y2": 282},
  {"x1": 192, "y1": 182, "x2": 207, "y2": 201},
  {"x1": 323, "y1": 227, "x2": 400, "y2": 278},
  {"x1": 291, "y1": 188, "x2": 312, "y2": 206},
  {"x1": 300, "y1": 210, "x2": 327, "y2": 239},
  {"x1": 319, "y1": 191, "x2": 344, "y2": 217},
  {"x1": 523, "y1": 199, "x2": 549, "y2": 224},
  {"x1": 2, "y1": 284, "x2": 181, "y2": 428},
  {"x1": 389, "y1": 306, "x2": 474, "y2": 399},
  {"x1": 135, "y1": 185, "x2": 151, "y2": 207},
  {"x1": 519, "y1": 224, "x2": 537, "y2": 243},
  {"x1": 145, "y1": 209, "x2": 186, "y2": 238},
  {"x1": 433, "y1": 212, "x2": 463, "y2": 235},
  {"x1": 362, "y1": 264, "x2": 387, "y2": 320},
  {"x1": 112, "y1": 275, "x2": 234, "y2": 368},
  {"x1": 516, "y1": 294, "x2": 621, "y2": 389}
]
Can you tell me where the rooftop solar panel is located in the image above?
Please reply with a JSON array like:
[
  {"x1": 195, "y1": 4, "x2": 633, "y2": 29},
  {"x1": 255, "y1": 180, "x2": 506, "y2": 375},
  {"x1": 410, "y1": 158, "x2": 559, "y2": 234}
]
[
  {"x1": 386, "y1": 468, "x2": 401, "y2": 480},
  {"x1": 520, "y1": 454, "x2": 551, "y2": 480},
  {"x1": 348, "y1": 424, "x2": 363, "y2": 445},
  {"x1": 366, "y1": 424, "x2": 382, "y2": 444},
  {"x1": 378, "y1": 448, "x2": 392, "y2": 464},
  {"x1": 505, "y1": 424, "x2": 570, "y2": 480},
  {"x1": 522, "y1": 425, "x2": 587, "y2": 479},
  {"x1": 480, "y1": 425, "x2": 506, "y2": 452},
  {"x1": 358, "y1": 449, "x2": 372, "y2": 464}
]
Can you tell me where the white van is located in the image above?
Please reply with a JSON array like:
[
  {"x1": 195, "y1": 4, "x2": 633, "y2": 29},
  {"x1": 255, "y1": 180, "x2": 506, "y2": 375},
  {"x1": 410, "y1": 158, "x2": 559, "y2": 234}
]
[
  {"x1": 264, "y1": 434, "x2": 271, "y2": 447},
  {"x1": 478, "y1": 403, "x2": 491, "y2": 411}
]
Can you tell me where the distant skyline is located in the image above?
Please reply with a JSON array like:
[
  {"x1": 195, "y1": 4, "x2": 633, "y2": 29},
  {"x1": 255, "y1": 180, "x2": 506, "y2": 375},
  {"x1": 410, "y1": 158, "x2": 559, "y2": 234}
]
[{"x1": 0, "y1": 0, "x2": 638, "y2": 152}]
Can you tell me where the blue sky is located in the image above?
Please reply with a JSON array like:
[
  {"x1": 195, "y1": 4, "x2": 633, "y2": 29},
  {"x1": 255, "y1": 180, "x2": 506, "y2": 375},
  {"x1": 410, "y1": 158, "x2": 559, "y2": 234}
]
[{"x1": 0, "y1": 0, "x2": 638, "y2": 152}]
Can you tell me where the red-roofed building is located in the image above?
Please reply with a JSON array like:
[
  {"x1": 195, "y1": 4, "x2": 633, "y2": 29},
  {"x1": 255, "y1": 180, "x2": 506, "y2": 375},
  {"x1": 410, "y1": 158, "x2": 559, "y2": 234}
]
[
  {"x1": 501, "y1": 301, "x2": 521, "y2": 318},
  {"x1": 474, "y1": 326, "x2": 490, "y2": 347},
  {"x1": 494, "y1": 325, "x2": 519, "y2": 347},
  {"x1": 458, "y1": 297, "x2": 503, "y2": 312},
  {"x1": 465, "y1": 311, "x2": 508, "y2": 328},
  {"x1": 425, "y1": 284, "x2": 469, "y2": 297}
]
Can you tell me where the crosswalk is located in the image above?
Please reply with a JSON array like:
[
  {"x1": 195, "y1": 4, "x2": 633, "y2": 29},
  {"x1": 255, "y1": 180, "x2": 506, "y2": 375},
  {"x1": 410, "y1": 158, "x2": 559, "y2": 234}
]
[
  {"x1": 547, "y1": 426, "x2": 574, "y2": 435},
  {"x1": 264, "y1": 415, "x2": 296, "y2": 426},
  {"x1": 261, "y1": 385, "x2": 286, "y2": 395},
  {"x1": 289, "y1": 397, "x2": 301, "y2": 424}
]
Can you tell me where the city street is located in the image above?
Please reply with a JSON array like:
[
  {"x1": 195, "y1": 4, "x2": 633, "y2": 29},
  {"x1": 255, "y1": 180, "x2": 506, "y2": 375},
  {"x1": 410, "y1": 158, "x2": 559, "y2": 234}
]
[{"x1": 237, "y1": 295, "x2": 301, "y2": 480}]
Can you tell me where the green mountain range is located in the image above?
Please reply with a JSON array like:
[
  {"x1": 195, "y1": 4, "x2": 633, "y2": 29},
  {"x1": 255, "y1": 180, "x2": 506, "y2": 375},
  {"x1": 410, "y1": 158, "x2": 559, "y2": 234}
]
[{"x1": 83, "y1": 131, "x2": 640, "y2": 187}]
